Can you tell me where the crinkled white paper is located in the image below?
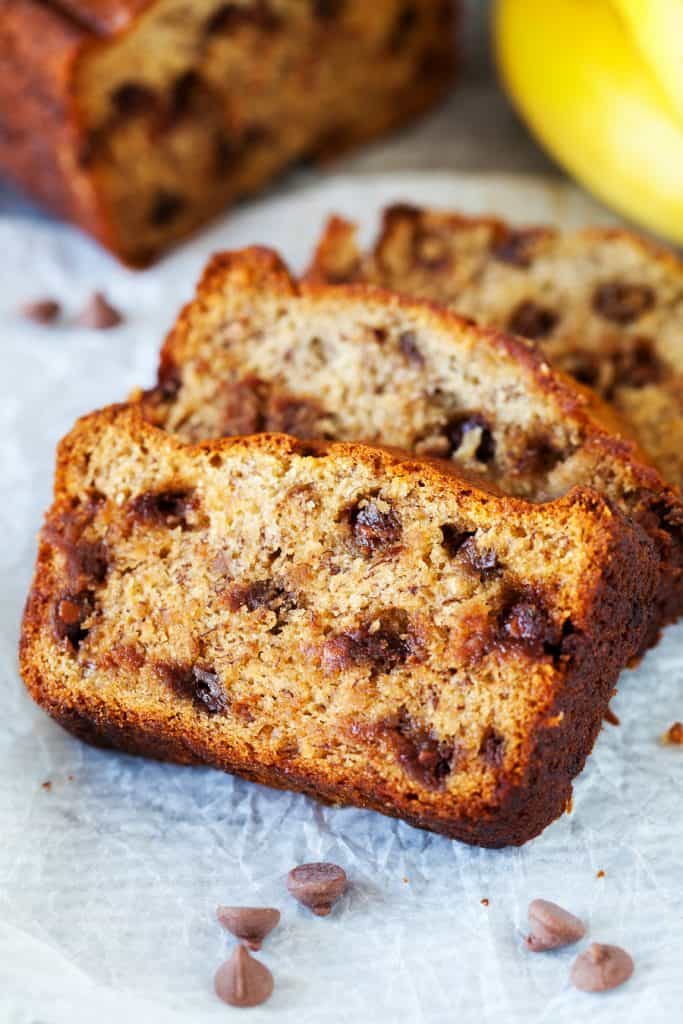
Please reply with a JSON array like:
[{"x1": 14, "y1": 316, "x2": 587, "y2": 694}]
[{"x1": 1, "y1": 174, "x2": 681, "y2": 1024}]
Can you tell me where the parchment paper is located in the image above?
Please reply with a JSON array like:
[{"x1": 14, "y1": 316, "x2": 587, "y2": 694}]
[{"x1": 1, "y1": 173, "x2": 681, "y2": 1024}]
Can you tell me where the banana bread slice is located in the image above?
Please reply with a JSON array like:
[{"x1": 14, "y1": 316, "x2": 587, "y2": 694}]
[
  {"x1": 140, "y1": 247, "x2": 683, "y2": 639},
  {"x1": 307, "y1": 207, "x2": 683, "y2": 492},
  {"x1": 20, "y1": 404, "x2": 657, "y2": 847},
  {"x1": 0, "y1": 1, "x2": 455, "y2": 266}
]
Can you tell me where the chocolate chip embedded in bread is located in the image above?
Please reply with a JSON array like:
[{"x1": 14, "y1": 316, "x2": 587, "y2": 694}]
[
  {"x1": 492, "y1": 229, "x2": 540, "y2": 268},
  {"x1": 570, "y1": 943, "x2": 634, "y2": 992},
  {"x1": 264, "y1": 392, "x2": 325, "y2": 439},
  {"x1": 149, "y1": 190, "x2": 186, "y2": 228},
  {"x1": 388, "y1": 3, "x2": 419, "y2": 52},
  {"x1": 53, "y1": 592, "x2": 93, "y2": 650},
  {"x1": 155, "y1": 662, "x2": 227, "y2": 714},
  {"x1": 445, "y1": 414, "x2": 496, "y2": 463},
  {"x1": 76, "y1": 292, "x2": 123, "y2": 329},
  {"x1": 478, "y1": 726, "x2": 505, "y2": 768},
  {"x1": 128, "y1": 488, "x2": 197, "y2": 529},
  {"x1": 460, "y1": 537, "x2": 501, "y2": 580},
  {"x1": 525, "y1": 899, "x2": 586, "y2": 952},
  {"x1": 216, "y1": 906, "x2": 280, "y2": 950},
  {"x1": 224, "y1": 579, "x2": 296, "y2": 617},
  {"x1": 390, "y1": 713, "x2": 457, "y2": 789},
  {"x1": 348, "y1": 499, "x2": 402, "y2": 555},
  {"x1": 20, "y1": 299, "x2": 61, "y2": 324},
  {"x1": 499, "y1": 592, "x2": 562, "y2": 657},
  {"x1": 322, "y1": 610, "x2": 414, "y2": 673},
  {"x1": 214, "y1": 945, "x2": 274, "y2": 1007},
  {"x1": 286, "y1": 861, "x2": 347, "y2": 915},
  {"x1": 312, "y1": 0, "x2": 346, "y2": 17},
  {"x1": 613, "y1": 336, "x2": 663, "y2": 390},
  {"x1": 205, "y1": 2, "x2": 281, "y2": 35},
  {"x1": 507, "y1": 299, "x2": 558, "y2": 340},
  {"x1": 440, "y1": 524, "x2": 475, "y2": 558},
  {"x1": 398, "y1": 330, "x2": 424, "y2": 365},
  {"x1": 111, "y1": 81, "x2": 157, "y2": 116},
  {"x1": 592, "y1": 281, "x2": 655, "y2": 324}
]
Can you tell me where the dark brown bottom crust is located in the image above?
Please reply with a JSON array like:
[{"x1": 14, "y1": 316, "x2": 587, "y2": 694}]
[{"x1": 35, "y1": 688, "x2": 577, "y2": 850}]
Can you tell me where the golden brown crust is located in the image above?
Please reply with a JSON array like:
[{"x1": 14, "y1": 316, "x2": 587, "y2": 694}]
[
  {"x1": 0, "y1": 2, "x2": 457, "y2": 265},
  {"x1": 152, "y1": 246, "x2": 683, "y2": 643},
  {"x1": 20, "y1": 404, "x2": 657, "y2": 847}
]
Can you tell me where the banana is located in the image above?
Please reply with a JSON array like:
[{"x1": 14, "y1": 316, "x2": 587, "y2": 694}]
[
  {"x1": 611, "y1": 0, "x2": 683, "y2": 126},
  {"x1": 493, "y1": 0, "x2": 683, "y2": 244}
]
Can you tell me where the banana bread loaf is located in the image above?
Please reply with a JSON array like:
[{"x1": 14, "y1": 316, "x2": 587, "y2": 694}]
[
  {"x1": 307, "y1": 206, "x2": 683, "y2": 492},
  {"x1": 20, "y1": 404, "x2": 657, "y2": 847},
  {"x1": 0, "y1": 1, "x2": 455, "y2": 265},
  {"x1": 139, "y1": 246, "x2": 683, "y2": 639}
]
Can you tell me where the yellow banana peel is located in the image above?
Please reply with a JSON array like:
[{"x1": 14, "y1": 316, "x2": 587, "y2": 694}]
[
  {"x1": 493, "y1": 0, "x2": 683, "y2": 244},
  {"x1": 611, "y1": 0, "x2": 683, "y2": 126}
]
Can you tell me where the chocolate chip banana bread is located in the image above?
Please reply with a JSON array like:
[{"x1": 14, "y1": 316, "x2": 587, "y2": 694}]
[
  {"x1": 0, "y1": 1, "x2": 456, "y2": 266},
  {"x1": 20, "y1": 404, "x2": 657, "y2": 847},
  {"x1": 307, "y1": 207, "x2": 683, "y2": 492},
  {"x1": 139, "y1": 246, "x2": 683, "y2": 640}
]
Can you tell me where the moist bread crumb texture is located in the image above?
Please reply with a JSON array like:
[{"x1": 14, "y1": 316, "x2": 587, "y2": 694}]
[
  {"x1": 0, "y1": 1, "x2": 456, "y2": 265},
  {"x1": 307, "y1": 206, "x2": 683, "y2": 492},
  {"x1": 141, "y1": 247, "x2": 683, "y2": 638},
  {"x1": 21, "y1": 405, "x2": 657, "y2": 847}
]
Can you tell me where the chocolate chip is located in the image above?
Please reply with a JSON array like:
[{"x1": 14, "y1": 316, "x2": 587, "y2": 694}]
[
  {"x1": 214, "y1": 945, "x2": 274, "y2": 1007},
  {"x1": 348, "y1": 500, "x2": 402, "y2": 555},
  {"x1": 440, "y1": 524, "x2": 474, "y2": 558},
  {"x1": 460, "y1": 537, "x2": 501, "y2": 579},
  {"x1": 507, "y1": 299, "x2": 558, "y2": 340},
  {"x1": 479, "y1": 726, "x2": 505, "y2": 768},
  {"x1": 224, "y1": 579, "x2": 296, "y2": 616},
  {"x1": 129, "y1": 489, "x2": 196, "y2": 528},
  {"x1": 398, "y1": 330, "x2": 424, "y2": 365},
  {"x1": 149, "y1": 190, "x2": 185, "y2": 227},
  {"x1": 156, "y1": 662, "x2": 227, "y2": 714},
  {"x1": 445, "y1": 414, "x2": 496, "y2": 463},
  {"x1": 264, "y1": 392, "x2": 324, "y2": 439},
  {"x1": 157, "y1": 360, "x2": 182, "y2": 399},
  {"x1": 219, "y1": 377, "x2": 266, "y2": 436},
  {"x1": 214, "y1": 132, "x2": 239, "y2": 175},
  {"x1": 191, "y1": 668, "x2": 226, "y2": 713},
  {"x1": 499, "y1": 592, "x2": 562, "y2": 657},
  {"x1": 216, "y1": 907, "x2": 280, "y2": 950},
  {"x1": 53, "y1": 592, "x2": 93, "y2": 649},
  {"x1": 571, "y1": 943, "x2": 634, "y2": 992},
  {"x1": 66, "y1": 539, "x2": 109, "y2": 584},
  {"x1": 205, "y1": 1, "x2": 281, "y2": 35},
  {"x1": 492, "y1": 229, "x2": 541, "y2": 268},
  {"x1": 169, "y1": 71, "x2": 203, "y2": 118},
  {"x1": 390, "y1": 713, "x2": 456, "y2": 789},
  {"x1": 592, "y1": 281, "x2": 655, "y2": 324},
  {"x1": 322, "y1": 610, "x2": 414, "y2": 674},
  {"x1": 525, "y1": 899, "x2": 586, "y2": 952},
  {"x1": 312, "y1": 0, "x2": 345, "y2": 16},
  {"x1": 76, "y1": 292, "x2": 123, "y2": 330},
  {"x1": 111, "y1": 82, "x2": 157, "y2": 116},
  {"x1": 286, "y1": 862, "x2": 347, "y2": 915},
  {"x1": 519, "y1": 437, "x2": 565, "y2": 475},
  {"x1": 388, "y1": 3, "x2": 418, "y2": 51},
  {"x1": 20, "y1": 299, "x2": 61, "y2": 324},
  {"x1": 614, "y1": 336, "x2": 663, "y2": 389},
  {"x1": 662, "y1": 721, "x2": 683, "y2": 745}
]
